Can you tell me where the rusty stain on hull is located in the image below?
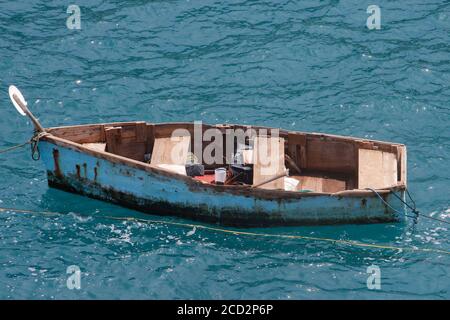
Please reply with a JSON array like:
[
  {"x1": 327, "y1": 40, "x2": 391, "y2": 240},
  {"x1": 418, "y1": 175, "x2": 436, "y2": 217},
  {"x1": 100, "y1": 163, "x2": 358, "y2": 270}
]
[
  {"x1": 82, "y1": 163, "x2": 87, "y2": 178},
  {"x1": 52, "y1": 148, "x2": 62, "y2": 178},
  {"x1": 75, "y1": 164, "x2": 81, "y2": 178},
  {"x1": 39, "y1": 138, "x2": 404, "y2": 228},
  {"x1": 46, "y1": 171, "x2": 397, "y2": 227}
]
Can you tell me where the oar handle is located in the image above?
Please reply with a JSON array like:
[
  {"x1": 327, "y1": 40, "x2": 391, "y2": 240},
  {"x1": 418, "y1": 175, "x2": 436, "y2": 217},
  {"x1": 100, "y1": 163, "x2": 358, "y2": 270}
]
[{"x1": 12, "y1": 94, "x2": 46, "y2": 133}]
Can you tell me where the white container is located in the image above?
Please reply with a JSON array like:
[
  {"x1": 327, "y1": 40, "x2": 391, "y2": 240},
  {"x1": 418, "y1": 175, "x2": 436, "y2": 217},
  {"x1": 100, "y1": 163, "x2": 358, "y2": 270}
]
[
  {"x1": 284, "y1": 177, "x2": 300, "y2": 191},
  {"x1": 214, "y1": 168, "x2": 227, "y2": 184}
]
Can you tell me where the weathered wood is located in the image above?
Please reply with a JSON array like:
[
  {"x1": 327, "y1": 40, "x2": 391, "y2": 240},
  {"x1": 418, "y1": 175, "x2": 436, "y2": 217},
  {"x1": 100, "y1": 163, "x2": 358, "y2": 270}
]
[
  {"x1": 383, "y1": 152, "x2": 398, "y2": 187},
  {"x1": 135, "y1": 121, "x2": 147, "y2": 142},
  {"x1": 253, "y1": 136, "x2": 285, "y2": 190},
  {"x1": 105, "y1": 127, "x2": 122, "y2": 154},
  {"x1": 145, "y1": 124, "x2": 155, "y2": 154},
  {"x1": 105, "y1": 126, "x2": 147, "y2": 161},
  {"x1": 252, "y1": 170, "x2": 288, "y2": 188},
  {"x1": 287, "y1": 132, "x2": 307, "y2": 169},
  {"x1": 44, "y1": 121, "x2": 407, "y2": 194},
  {"x1": 397, "y1": 145, "x2": 407, "y2": 185},
  {"x1": 358, "y1": 149, "x2": 398, "y2": 189},
  {"x1": 293, "y1": 174, "x2": 347, "y2": 193},
  {"x1": 306, "y1": 137, "x2": 356, "y2": 173},
  {"x1": 83, "y1": 143, "x2": 106, "y2": 152},
  {"x1": 150, "y1": 135, "x2": 191, "y2": 166},
  {"x1": 49, "y1": 125, "x2": 104, "y2": 144}
]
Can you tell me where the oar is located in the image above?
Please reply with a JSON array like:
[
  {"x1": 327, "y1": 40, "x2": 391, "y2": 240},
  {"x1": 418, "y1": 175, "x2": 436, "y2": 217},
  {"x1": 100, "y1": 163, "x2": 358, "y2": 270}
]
[
  {"x1": 8, "y1": 85, "x2": 46, "y2": 133},
  {"x1": 285, "y1": 154, "x2": 301, "y2": 174}
]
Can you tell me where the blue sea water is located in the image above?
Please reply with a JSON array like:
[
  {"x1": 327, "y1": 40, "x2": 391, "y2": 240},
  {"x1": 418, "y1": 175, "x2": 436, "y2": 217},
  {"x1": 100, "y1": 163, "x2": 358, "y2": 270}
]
[{"x1": 0, "y1": 0, "x2": 449, "y2": 299}]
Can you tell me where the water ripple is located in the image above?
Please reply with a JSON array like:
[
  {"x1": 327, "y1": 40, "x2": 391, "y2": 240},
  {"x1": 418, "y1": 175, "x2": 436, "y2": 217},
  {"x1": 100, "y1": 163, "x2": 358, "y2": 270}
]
[{"x1": 0, "y1": 0, "x2": 449, "y2": 299}]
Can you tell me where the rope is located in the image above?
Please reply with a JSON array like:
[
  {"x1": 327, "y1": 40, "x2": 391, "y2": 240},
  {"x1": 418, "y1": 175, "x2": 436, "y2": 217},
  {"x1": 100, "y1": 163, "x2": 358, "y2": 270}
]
[
  {"x1": 366, "y1": 188, "x2": 450, "y2": 226},
  {"x1": 0, "y1": 206, "x2": 449, "y2": 256},
  {"x1": 30, "y1": 131, "x2": 48, "y2": 161},
  {"x1": 0, "y1": 141, "x2": 30, "y2": 154},
  {"x1": 0, "y1": 132, "x2": 48, "y2": 160},
  {"x1": 365, "y1": 187, "x2": 418, "y2": 221},
  {"x1": 390, "y1": 189, "x2": 450, "y2": 225}
]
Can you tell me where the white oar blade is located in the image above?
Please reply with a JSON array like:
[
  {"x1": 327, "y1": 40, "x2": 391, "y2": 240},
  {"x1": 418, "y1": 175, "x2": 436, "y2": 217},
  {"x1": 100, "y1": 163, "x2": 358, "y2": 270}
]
[{"x1": 8, "y1": 85, "x2": 27, "y2": 116}]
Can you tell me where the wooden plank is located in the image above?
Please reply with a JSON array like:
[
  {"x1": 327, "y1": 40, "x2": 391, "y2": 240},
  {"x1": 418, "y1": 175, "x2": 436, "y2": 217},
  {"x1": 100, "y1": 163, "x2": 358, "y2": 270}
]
[
  {"x1": 105, "y1": 127, "x2": 122, "y2": 154},
  {"x1": 83, "y1": 143, "x2": 106, "y2": 152},
  {"x1": 135, "y1": 121, "x2": 147, "y2": 142},
  {"x1": 322, "y1": 177, "x2": 347, "y2": 193},
  {"x1": 306, "y1": 137, "x2": 356, "y2": 173},
  {"x1": 146, "y1": 124, "x2": 155, "y2": 154},
  {"x1": 120, "y1": 125, "x2": 140, "y2": 139},
  {"x1": 253, "y1": 136, "x2": 285, "y2": 190},
  {"x1": 401, "y1": 146, "x2": 407, "y2": 186},
  {"x1": 299, "y1": 135, "x2": 307, "y2": 168},
  {"x1": 287, "y1": 133, "x2": 307, "y2": 169},
  {"x1": 104, "y1": 126, "x2": 147, "y2": 161},
  {"x1": 121, "y1": 142, "x2": 147, "y2": 161},
  {"x1": 293, "y1": 175, "x2": 346, "y2": 193},
  {"x1": 49, "y1": 125, "x2": 103, "y2": 144},
  {"x1": 300, "y1": 175, "x2": 323, "y2": 192},
  {"x1": 203, "y1": 128, "x2": 225, "y2": 165},
  {"x1": 358, "y1": 149, "x2": 398, "y2": 189},
  {"x1": 358, "y1": 149, "x2": 384, "y2": 189},
  {"x1": 154, "y1": 123, "x2": 194, "y2": 138},
  {"x1": 99, "y1": 125, "x2": 106, "y2": 142},
  {"x1": 383, "y1": 151, "x2": 398, "y2": 187},
  {"x1": 150, "y1": 135, "x2": 191, "y2": 166},
  {"x1": 397, "y1": 145, "x2": 407, "y2": 185}
]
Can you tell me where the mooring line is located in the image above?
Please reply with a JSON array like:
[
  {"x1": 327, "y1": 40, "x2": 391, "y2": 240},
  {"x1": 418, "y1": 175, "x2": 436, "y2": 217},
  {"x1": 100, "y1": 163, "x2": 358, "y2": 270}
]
[
  {"x1": 0, "y1": 141, "x2": 30, "y2": 154},
  {"x1": 1, "y1": 206, "x2": 449, "y2": 256},
  {"x1": 366, "y1": 187, "x2": 450, "y2": 226},
  {"x1": 0, "y1": 132, "x2": 47, "y2": 160}
]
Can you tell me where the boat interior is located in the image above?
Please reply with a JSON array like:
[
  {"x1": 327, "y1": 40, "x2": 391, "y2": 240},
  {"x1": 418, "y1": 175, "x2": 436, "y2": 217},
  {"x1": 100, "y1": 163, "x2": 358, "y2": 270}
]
[{"x1": 47, "y1": 122, "x2": 407, "y2": 193}]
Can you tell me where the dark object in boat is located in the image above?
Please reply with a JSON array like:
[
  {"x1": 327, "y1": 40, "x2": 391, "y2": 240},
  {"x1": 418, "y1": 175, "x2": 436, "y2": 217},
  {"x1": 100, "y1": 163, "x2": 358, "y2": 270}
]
[
  {"x1": 186, "y1": 163, "x2": 204, "y2": 177},
  {"x1": 231, "y1": 164, "x2": 253, "y2": 185}
]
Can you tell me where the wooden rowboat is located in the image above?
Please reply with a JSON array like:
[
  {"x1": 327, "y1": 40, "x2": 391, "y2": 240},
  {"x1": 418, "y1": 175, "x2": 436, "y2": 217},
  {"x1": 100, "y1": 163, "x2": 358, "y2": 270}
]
[{"x1": 9, "y1": 86, "x2": 407, "y2": 227}]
